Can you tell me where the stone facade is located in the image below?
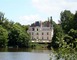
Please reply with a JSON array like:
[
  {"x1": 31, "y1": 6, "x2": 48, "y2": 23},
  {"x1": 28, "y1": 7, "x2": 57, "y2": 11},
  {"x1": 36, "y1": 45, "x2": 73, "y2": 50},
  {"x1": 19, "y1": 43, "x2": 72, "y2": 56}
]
[{"x1": 27, "y1": 21, "x2": 53, "y2": 42}]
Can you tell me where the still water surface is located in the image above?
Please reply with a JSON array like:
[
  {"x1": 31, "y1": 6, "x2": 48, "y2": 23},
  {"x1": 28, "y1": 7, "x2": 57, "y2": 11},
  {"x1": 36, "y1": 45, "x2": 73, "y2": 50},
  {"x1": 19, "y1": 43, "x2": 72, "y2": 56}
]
[{"x1": 0, "y1": 48, "x2": 51, "y2": 60}]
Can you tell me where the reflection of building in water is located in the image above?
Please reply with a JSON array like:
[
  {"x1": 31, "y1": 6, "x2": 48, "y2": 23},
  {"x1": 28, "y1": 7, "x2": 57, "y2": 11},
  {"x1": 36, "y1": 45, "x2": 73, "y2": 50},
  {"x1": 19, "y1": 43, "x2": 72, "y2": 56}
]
[{"x1": 27, "y1": 20, "x2": 53, "y2": 43}]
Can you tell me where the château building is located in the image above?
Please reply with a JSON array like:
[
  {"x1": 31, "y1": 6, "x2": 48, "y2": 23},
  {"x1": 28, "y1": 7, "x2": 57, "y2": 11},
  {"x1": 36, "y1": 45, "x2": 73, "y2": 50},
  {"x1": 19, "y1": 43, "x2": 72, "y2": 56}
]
[{"x1": 27, "y1": 20, "x2": 53, "y2": 43}]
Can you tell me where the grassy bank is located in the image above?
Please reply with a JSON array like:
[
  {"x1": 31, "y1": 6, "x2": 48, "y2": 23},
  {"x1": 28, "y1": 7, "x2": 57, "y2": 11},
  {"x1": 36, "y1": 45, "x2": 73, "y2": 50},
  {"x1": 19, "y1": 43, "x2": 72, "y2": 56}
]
[{"x1": 31, "y1": 43, "x2": 50, "y2": 50}]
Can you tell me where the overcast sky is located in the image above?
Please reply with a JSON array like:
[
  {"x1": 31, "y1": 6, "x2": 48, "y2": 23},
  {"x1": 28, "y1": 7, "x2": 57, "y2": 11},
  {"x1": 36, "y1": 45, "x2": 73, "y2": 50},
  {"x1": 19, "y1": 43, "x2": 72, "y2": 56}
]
[{"x1": 0, "y1": 0, "x2": 77, "y2": 25}]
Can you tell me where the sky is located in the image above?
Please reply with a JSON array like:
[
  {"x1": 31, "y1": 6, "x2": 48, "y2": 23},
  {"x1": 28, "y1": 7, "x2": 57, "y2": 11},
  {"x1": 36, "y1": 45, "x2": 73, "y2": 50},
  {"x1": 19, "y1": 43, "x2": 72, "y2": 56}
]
[{"x1": 0, "y1": 0, "x2": 77, "y2": 25}]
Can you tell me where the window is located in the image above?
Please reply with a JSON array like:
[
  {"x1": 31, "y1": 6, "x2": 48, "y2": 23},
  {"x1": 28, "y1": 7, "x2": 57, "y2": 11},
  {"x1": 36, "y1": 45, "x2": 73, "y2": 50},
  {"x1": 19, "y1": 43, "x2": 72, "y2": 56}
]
[
  {"x1": 37, "y1": 37, "x2": 38, "y2": 39},
  {"x1": 32, "y1": 28, "x2": 34, "y2": 31},
  {"x1": 42, "y1": 32, "x2": 44, "y2": 35},
  {"x1": 47, "y1": 37, "x2": 49, "y2": 40},
  {"x1": 42, "y1": 37, "x2": 43, "y2": 39},
  {"x1": 37, "y1": 28, "x2": 38, "y2": 31},
  {"x1": 37, "y1": 33, "x2": 39, "y2": 35},
  {"x1": 47, "y1": 32, "x2": 49, "y2": 35},
  {"x1": 32, "y1": 36, "x2": 33, "y2": 39},
  {"x1": 32, "y1": 32, "x2": 33, "y2": 35}
]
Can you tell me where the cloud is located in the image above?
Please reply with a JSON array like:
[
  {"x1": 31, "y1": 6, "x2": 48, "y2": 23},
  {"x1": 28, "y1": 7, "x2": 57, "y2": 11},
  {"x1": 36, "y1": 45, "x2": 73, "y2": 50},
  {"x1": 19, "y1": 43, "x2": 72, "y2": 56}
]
[
  {"x1": 16, "y1": 0, "x2": 77, "y2": 25},
  {"x1": 32, "y1": 0, "x2": 77, "y2": 23},
  {"x1": 32, "y1": 0, "x2": 77, "y2": 13},
  {"x1": 32, "y1": 0, "x2": 63, "y2": 14},
  {"x1": 18, "y1": 14, "x2": 45, "y2": 25}
]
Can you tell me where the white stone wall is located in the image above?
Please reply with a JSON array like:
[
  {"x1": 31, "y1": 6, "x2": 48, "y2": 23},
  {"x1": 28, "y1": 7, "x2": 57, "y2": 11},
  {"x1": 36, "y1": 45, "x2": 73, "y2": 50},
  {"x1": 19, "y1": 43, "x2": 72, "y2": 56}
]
[{"x1": 27, "y1": 26, "x2": 53, "y2": 41}]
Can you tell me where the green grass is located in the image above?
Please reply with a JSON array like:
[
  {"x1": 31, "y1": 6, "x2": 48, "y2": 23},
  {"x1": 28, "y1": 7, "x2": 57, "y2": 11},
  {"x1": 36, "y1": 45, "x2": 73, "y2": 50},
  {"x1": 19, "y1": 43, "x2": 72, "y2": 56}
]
[{"x1": 31, "y1": 43, "x2": 49, "y2": 50}]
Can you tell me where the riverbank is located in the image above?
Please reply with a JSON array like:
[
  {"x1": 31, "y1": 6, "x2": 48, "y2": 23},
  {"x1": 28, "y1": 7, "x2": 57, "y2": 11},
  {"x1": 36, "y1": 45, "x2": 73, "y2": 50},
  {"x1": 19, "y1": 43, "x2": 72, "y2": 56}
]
[
  {"x1": 0, "y1": 43, "x2": 51, "y2": 52},
  {"x1": 31, "y1": 43, "x2": 51, "y2": 50},
  {"x1": 0, "y1": 47, "x2": 51, "y2": 53}
]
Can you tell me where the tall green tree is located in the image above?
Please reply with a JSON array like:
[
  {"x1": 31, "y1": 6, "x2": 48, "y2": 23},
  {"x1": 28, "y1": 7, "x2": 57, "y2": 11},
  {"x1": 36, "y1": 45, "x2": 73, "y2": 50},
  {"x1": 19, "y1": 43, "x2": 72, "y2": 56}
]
[
  {"x1": 73, "y1": 11, "x2": 77, "y2": 30},
  {"x1": 0, "y1": 12, "x2": 31, "y2": 48},
  {"x1": 59, "y1": 10, "x2": 77, "y2": 49},
  {"x1": 0, "y1": 12, "x2": 4, "y2": 25},
  {"x1": 60, "y1": 10, "x2": 74, "y2": 33},
  {"x1": 51, "y1": 24, "x2": 64, "y2": 48},
  {"x1": 8, "y1": 24, "x2": 20, "y2": 47},
  {"x1": 8, "y1": 23, "x2": 31, "y2": 48},
  {"x1": 17, "y1": 32, "x2": 31, "y2": 48},
  {"x1": 0, "y1": 25, "x2": 8, "y2": 47}
]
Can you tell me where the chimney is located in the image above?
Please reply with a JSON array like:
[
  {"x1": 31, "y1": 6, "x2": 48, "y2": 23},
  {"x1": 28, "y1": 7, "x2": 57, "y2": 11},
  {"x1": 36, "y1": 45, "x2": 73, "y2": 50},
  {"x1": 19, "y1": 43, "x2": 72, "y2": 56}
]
[
  {"x1": 47, "y1": 17, "x2": 50, "y2": 27},
  {"x1": 40, "y1": 21, "x2": 42, "y2": 27}
]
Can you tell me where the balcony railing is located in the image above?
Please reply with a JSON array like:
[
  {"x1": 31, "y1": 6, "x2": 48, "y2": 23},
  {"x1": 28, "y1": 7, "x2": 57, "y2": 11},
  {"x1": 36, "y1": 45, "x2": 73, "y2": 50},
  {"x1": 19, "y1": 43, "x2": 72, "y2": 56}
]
[{"x1": 31, "y1": 39, "x2": 51, "y2": 43}]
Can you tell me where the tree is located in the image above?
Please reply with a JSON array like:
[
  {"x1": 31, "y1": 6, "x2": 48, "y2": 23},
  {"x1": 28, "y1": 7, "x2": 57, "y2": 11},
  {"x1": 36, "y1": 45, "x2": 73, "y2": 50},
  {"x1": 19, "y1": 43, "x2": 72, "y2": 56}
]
[
  {"x1": 2, "y1": 18, "x2": 14, "y2": 31},
  {"x1": 51, "y1": 24, "x2": 64, "y2": 48},
  {"x1": 8, "y1": 24, "x2": 20, "y2": 47},
  {"x1": 73, "y1": 11, "x2": 77, "y2": 30},
  {"x1": 49, "y1": 17, "x2": 64, "y2": 48},
  {"x1": 8, "y1": 23, "x2": 31, "y2": 48},
  {"x1": 0, "y1": 12, "x2": 4, "y2": 25},
  {"x1": 0, "y1": 25, "x2": 8, "y2": 47},
  {"x1": 60, "y1": 10, "x2": 74, "y2": 33},
  {"x1": 59, "y1": 10, "x2": 77, "y2": 49},
  {"x1": 68, "y1": 29, "x2": 77, "y2": 48},
  {"x1": 0, "y1": 12, "x2": 31, "y2": 48},
  {"x1": 17, "y1": 32, "x2": 31, "y2": 48}
]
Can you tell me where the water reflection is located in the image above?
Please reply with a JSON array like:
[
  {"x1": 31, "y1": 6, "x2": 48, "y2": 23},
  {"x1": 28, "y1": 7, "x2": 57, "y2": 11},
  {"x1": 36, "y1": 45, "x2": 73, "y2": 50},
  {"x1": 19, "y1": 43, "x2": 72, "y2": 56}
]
[
  {"x1": 0, "y1": 48, "x2": 51, "y2": 60},
  {"x1": 0, "y1": 48, "x2": 77, "y2": 60},
  {"x1": 0, "y1": 48, "x2": 31, "y2": 52},
  {"x1": 0, "y1": 52, "x2": 50, "y2": 60}
]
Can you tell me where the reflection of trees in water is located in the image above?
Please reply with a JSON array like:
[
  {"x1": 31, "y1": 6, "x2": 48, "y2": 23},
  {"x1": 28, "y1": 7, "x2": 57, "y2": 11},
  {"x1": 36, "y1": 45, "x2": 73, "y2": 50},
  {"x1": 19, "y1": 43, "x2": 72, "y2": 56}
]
[{"x1": 50, "y1": 48, "x2": 77, "y2": 60}]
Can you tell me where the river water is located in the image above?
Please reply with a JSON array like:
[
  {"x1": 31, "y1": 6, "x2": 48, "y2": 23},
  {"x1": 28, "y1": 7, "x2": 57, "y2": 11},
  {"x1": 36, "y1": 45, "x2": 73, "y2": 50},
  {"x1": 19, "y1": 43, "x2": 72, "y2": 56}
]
[
  {"x1": 0, "y1": 48, "x2": 51, "y2": 60},
  {"x1": 0, "y1": 48, "x2": 76, "y2": 60}
]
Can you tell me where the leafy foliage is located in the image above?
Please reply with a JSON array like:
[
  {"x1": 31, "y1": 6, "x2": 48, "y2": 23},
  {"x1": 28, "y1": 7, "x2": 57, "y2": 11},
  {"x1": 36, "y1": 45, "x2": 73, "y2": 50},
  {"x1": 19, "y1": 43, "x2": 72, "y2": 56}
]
[
  {"x1": 0, "y1": 12, "x2": 31, "y2": 48},
  {"x1": 60, "y1": 10, "x2": 74, "y2": 33},
  {"x1": 51, "y1": 24, "x2": 64, "y2": 48},
  {"x1": 51, "y1": 10, "x2": 77, "y2": 49},
  {"x1": 0, "y1": 25, "x2": 8, "y2": 47}
]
